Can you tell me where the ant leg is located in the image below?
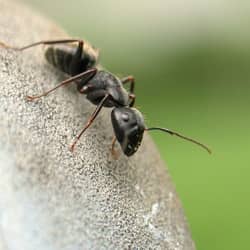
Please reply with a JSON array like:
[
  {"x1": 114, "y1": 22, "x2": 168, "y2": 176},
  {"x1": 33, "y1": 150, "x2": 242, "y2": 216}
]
[
  {"x1": 121, "y1": 76, "x2": 135, "y2": 94},
  {"x1": 1, "y1": 38, "x2": 88, "y2": 83},
  {"x1": 70, "y1": 94, "x2": 110, "y2": 152},
  {"x1": 128, "y1": 94, "x2": 136, "y2": 107},
  {"x1": 69, "y1": 40, "x2": 84, "y2": 75},
  {"x1": 0, "y1": 39, "x2": 84, "y2": 51},
  {"x1": 27, "y1": 68, "x2": 97, "y2": 101},
  {"x1": 121, "y1": 76, "x2": 136, "y2": 107},
  {"x1": 111, "y1": 136, "x2": 120, "y2": 159}
]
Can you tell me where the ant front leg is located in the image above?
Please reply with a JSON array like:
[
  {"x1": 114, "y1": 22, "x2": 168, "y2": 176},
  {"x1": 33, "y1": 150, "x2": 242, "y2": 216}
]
[
  {"x1": 0, "y1": 38, "x2": 84, "y2": 51},
  {"x1": 70, "y1": 94, "x2": 110, "y2": 152},
  {"x1": 121, "y1": 76, "x2": 136, "y2": 107}
]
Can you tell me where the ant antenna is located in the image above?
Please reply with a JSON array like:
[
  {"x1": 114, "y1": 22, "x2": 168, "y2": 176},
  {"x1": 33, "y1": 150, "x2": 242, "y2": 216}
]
[{"x1": 146, "y1": 127, "x2": 211, "y2": 154}]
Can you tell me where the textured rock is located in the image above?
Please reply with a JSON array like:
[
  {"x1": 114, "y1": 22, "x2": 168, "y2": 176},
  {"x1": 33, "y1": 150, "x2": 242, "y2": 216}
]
[{"x1": 0, "y1": 0, "x2": 195, "y2": 249}]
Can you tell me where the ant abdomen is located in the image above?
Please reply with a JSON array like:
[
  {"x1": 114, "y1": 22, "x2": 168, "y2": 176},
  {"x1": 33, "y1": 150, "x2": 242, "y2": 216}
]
[
  {"x1": 45, "y1": 43, "x2": 99, "y2": 76},
  {"x1": 45, "y1": 46, "x2": 71, "y2": 74}
]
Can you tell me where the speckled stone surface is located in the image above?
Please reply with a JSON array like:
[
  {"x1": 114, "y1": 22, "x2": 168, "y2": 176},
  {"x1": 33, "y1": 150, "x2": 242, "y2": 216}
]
[{"x1": 0, "y1": 0, "x2": 195, "y2": 249}]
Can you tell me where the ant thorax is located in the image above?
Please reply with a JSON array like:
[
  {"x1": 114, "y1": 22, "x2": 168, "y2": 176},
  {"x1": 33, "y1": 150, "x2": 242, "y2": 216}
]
[{"x1": 87, "y1": 70, "x2": 130, "y2": 107}]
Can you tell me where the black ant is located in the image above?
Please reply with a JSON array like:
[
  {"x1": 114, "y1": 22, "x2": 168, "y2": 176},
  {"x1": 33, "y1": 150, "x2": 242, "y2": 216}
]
[{"x1": 0, "y1": 39, "x2": 211, "y2": 156}]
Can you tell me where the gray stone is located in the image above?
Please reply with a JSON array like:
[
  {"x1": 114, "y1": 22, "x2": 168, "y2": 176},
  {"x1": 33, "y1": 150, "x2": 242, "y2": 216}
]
[{"x1": 0, "y1": 0, "x2": 195, "y2": 249}]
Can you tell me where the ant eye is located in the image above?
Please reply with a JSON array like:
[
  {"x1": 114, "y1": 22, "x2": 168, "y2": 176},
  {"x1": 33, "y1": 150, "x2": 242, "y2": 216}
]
[{"x1": 122, "y1": 113, "x2": 129, "y2": 122}]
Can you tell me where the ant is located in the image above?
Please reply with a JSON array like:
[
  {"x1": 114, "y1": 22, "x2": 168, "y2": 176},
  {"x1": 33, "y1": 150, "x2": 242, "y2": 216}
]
[{"x1": 0, "y1": 39, "x2": 211, "y2": 156}]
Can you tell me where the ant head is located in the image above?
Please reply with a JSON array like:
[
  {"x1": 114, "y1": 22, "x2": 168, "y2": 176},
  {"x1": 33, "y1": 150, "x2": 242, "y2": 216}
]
[
  {"x1": 111, "y1": 107, "x2": 145, "y2": 156},
  {"x1": 111, "y1": 107, "x2": 211, "y2": 156}
]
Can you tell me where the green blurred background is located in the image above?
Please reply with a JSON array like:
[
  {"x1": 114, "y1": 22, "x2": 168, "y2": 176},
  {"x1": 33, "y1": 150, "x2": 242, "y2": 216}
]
[{"x1": 22, "y1": 0, "x2": 250, "y2": 249}]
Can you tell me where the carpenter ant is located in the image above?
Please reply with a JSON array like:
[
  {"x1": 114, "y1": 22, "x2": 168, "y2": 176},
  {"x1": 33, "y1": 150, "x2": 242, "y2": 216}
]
[{"x1": 0, "y1": 39, "x2": 211, "y2": 156}]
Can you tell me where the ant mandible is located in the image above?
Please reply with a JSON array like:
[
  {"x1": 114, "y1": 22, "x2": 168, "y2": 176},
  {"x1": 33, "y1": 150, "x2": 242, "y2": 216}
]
[{"x1": 0, "y1": 39, "x2": 211, "y2": 156}]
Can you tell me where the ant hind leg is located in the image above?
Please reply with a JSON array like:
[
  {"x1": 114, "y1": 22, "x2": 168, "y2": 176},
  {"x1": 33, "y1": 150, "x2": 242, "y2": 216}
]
[{"x1": 0, "y1": 39, "x2": 84, "y2": 51}]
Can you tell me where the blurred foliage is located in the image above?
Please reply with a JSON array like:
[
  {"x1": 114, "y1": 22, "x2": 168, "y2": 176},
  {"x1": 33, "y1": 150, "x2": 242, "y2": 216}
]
[{"x1": 22, "y1": 1, "x2": 250, "y2": 249}]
